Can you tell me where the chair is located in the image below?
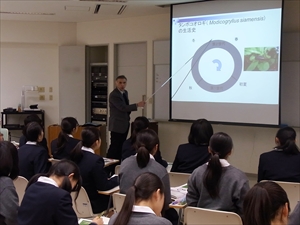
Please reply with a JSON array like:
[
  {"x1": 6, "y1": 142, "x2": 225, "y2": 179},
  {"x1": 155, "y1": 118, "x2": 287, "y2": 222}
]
[
  {"x1": 13, "y1": 176, "x2": 28, "y2": 205},
  {"x1": 0, "y1": 128, "x2": 9, "y2": 141},
  {"x1": 112, "y1": 193, "x2": 126, "y2": 213},
  {"x1": 71, "y1": 186, "x2": 97, "y2": 218},
  {"x1": 114, "y1": 165, "x2": 120, "y2": 175},
  {"x1": 272, "y1": 181, "x2": 300, "y2": 211},
  {"x1": 169, "y1": 172, "x2": 191, "y2": 187},
  {"x1": 184, "y1": 207, "x2": 243, "y2": 225}
]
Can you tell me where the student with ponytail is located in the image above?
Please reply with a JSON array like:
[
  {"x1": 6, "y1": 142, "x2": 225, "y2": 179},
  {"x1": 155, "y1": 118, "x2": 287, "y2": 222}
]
[
  {"x1": 186, "y1": 132, "x2": 249, "y2": 216},
  {"x1": 258, "y1": 126, "x2": 300, "y2": 182},
  {"x1": 119, "y1": 129, "x2": 178, "y2": 225},
  {"x1": 18, "y1": 160, "x2": 103, "y2": 225},
  {"x1": 109, "y1": 172, "x2": 172, "y2": 225},
  {"x1": 51, "y1": 117, "x2": 80, "y2": 159},
  {"x1": 243, "y1": 181, "x2": 290, "y2": 225},
  {"x1": 69, "y1": 127, "x2": 118, "y2": 214}
]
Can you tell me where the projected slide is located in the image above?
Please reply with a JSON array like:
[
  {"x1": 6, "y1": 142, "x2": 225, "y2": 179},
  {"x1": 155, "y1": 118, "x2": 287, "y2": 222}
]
[{"x1": 172, "y1": 8, "x2": 281, "y2": 105}]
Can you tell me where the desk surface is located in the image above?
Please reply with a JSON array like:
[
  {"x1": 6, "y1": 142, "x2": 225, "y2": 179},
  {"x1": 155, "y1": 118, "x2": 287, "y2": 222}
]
[
  {"x1": 98, "y1": 186, "x2": 120, "y2": 195},
  {"x1": 103, "y1": 157, "x2": 119, "y2": 167}
]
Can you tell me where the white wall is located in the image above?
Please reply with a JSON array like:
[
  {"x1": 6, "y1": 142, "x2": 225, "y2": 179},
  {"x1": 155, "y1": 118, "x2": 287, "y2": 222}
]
[{"x1": 0, "y1": 21, "x2": 77, "y2": 135}]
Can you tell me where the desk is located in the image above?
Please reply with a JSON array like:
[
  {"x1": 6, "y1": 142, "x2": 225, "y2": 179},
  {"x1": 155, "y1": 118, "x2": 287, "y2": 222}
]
[
  {"x1": 98, "y1": 186, "x2": 120, "y2": 216},
  {"x1": 103, "y1": 157, "x2": 119, "y2": 168}
]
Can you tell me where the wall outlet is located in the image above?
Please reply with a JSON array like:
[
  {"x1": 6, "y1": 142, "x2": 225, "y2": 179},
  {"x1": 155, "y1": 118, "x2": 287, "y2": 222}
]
[
  {"x1": 38, "y1": 87, "x2": 45, "y2": 93},
  {"x1": 39, "y1": 95, "x2": 45, "y2": 101},
  {"x1": 49, "y1": 95, "x2": 53, "y2": 101},
  {"x1": 49, "y1": 87, "x2": 53, "y2": 92}
]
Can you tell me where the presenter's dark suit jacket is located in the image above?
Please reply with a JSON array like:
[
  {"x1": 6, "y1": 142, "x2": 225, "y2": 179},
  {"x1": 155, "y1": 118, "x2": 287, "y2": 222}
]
[
  {"x1": 171, "y1": 143, "x2": 210, "y2": 174},
  {"x1": 76, "y1": 151, "x2": 119, "y2": 213},
  {"x1": 258, "y1": 149, "x2": 300, "y2": 182},
  {"x1": 18, "y1": 144, "x2": 51, "y2": 181},
  {"x1": 51, "y1": 137, "x2": 80, "y2": 159},
  {"x1": 18, "y1": 182, "x2": 78, "y2": 225},
  {"x1": 108, "y1": 88, "x2": 137, "y2": 134}
]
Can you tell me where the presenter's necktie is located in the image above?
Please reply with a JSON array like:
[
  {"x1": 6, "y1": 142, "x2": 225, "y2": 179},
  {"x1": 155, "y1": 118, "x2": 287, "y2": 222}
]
[{"x1": 123, "y1": 93, "x2": 129, "y2": 105}]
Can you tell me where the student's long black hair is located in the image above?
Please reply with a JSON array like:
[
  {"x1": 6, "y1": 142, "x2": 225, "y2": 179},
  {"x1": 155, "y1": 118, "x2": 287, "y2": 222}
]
[
  {"x1": 55, "y1": 117, "x2": 78, "y2": 153},
  {"x1": 130, "y1": 116, "x2": 149, "y2": 145},
  {"x1": 0, "y1": 141, "x2": 19, "y2": 180},
  {"x1": 275, "y1": 126, "x2": 299, "y2": 154},
  {"x1": 135, "y1": 129, "x2": 159, "y2": 168},
  {"x1": 243, "y1": 181, "x2": 290, "y2": 225},
  {"x1": 188, "y1": 118, "x2": 213, "y2": 146},
  {"x1": 112, "y1": 172, "x2": 164, "y2": 225},
  {"x1": 25, "y1": 122, "x2": 43, "y2": 142},
  {"x1": 203, "y1": 132, "x2": 233, "y2": 198},
  {"x1": 27, "y1": 159, "x2": 82, "y2": 200},
  {"x1": 69, "y1": 127, "x2": 100, "y2": 163}
]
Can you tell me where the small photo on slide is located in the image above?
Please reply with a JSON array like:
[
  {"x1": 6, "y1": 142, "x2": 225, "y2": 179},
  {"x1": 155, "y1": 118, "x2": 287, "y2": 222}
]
[{"x1": 244, "y1": 47, "x2": 279, "y2": 71}]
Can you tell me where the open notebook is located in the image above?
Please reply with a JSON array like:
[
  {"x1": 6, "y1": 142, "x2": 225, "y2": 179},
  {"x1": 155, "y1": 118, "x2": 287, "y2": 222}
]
[{"x1": 78, "y1": 217, "x2": 110, "y2": 225}]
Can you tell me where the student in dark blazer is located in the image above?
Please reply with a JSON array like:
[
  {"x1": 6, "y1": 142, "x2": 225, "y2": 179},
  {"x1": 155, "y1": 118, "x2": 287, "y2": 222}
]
[
  {"x1": 107, "y1": 75, "x2": 145, "y2": 162},
  {"x1": 70, "y1": 127, "x2": 119, "y2": 214},
  {"x1": 258, "y1": 126, "x2": 300, "y2": 182},
  {"x1": 18, "y1": 122, "x2": 51, "y2": 181},
  {"x1": 171, "y1": 119, "x2": 213, "y2": 174},
  {"x1": 51, "y1": 117, "x2": 80, "y2": 159},
  {"x1": 19, "y1": 114, "x2": 49, "y2": 154},
  {"x1": 122, "y1": 116, "x2": 168, "y2": 168},
  {"x1": 18, "y1": 160, "x2": 103, "y2": 225}
]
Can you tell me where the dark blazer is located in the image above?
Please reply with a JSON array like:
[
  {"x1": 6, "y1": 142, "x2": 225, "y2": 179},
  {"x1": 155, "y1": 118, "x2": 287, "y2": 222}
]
[
  {"x1": 76, "y1": 151, "x2": 119, "y2": 213},
  {"x1": 171, "y1": 143, "x2": 210, "y2": 174},
  {"x1": 258, "y1": 149, "x2": 300, "y2": 182},
  {"x1": 18, "y1": 182, "x2": 78, "y2": 225},
  {"x1": 122, "y1": 138, "x2": 168, "y2": 168},
  {"x1": 19, "y1": 135, "x2": 49, "y2": 155},
  {"x1": 51, "y1": 137, "x2": 80, "y2": 159},
  {"x1": 18, "y1": 144, "x2": 51, "y2": 181},
  {"x1": 108, "y1": 88, "x2": 137, "y2": 134}
]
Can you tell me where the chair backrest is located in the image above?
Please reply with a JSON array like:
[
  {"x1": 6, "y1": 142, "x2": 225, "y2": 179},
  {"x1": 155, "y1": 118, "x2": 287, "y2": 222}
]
[
  {"x1": 13, "y1": 176, "x2": 28, "y2": 205},
  {"x1": 71, "y1": 186, "x2": 95, "y2": 218},
  {"x1": 169, "y1": 172, "x2": 191, "y2": 187},
  {"x1": 113, "y1": 192, "x2": 126, "y2": 213},
  {"x1": 272, "y1": 181, "x2": 300, "y2": 211},
  {"x1": 115, "y1": 165, "x2": 120, "y2": 175},
  {"x1": 0, "y1": 128, "x2": 9, "y2": 141},
  {"x1": 184, "y1": 207, "x2": 243, "y2": 225}
]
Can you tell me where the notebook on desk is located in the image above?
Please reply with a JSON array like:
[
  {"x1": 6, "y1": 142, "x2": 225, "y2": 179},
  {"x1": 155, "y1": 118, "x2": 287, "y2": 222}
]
[{"x1": 78, "y1": 217, "x2": 109, "y2": 225}]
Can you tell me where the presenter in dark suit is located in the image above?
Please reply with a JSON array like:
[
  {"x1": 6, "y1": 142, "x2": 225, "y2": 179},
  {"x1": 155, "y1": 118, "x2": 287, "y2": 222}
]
[{"x1": 107, "y1": 75, "x2": 145, "y2": 161}]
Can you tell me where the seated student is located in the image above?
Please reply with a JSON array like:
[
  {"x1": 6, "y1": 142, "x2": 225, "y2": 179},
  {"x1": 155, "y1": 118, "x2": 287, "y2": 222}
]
[
  {"x1": 18, "y1": 160, "x2": 103, "y2": 225},
  {"x1": 0, "y1": 132, "x2": 4, "y2": 141},
  {"x1": 120, "y1": 129, "x2": 178, "y2": 225},
  {"x1": 171, "y1": 119, "x2": 213, "y2": 173},
  {"x1": 19, "y1": 114, "x2": 48, "y2": 153},
  {"x1": 186, "y1": 132, "x2": 249, "y2": 216},
  {"x1": 18, "y1": 122, "x2": 51, "y2": 181},
  {"x1": 289, "y1": 201, "x2": 300, "y2": 225},
  {"x1": 109, "y1": 172, "x2": 172, "y2": 225},
  {"x1": 258, "y1": 126, "x2": 300, "y2": 182},
  {"x1": 122, "y1": 116, "x2": 167, "y2": 167},
  {"x1": 51, "y1": 117, "x2": 80, "y2": 159},
  {"x1": 243, "y1": 181, "x2": 290, "y2": 225},
  {"x1": 69, "y1": 127, "x2": 118, "y2": 214},
  {"x1": 0, "y1": 141, "x2": 19, "y2": 225}
]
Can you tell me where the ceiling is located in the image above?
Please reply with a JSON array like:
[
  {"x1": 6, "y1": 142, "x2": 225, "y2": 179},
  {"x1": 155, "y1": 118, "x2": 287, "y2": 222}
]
[{"x1": 0, "y1": 0, "x2": 299, "y2": 32}]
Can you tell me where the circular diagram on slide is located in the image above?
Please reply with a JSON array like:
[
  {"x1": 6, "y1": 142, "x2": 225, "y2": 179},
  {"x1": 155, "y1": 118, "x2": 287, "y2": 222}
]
[{"x1": 191, "y1": 40, "x2": 242, "y2": 93}]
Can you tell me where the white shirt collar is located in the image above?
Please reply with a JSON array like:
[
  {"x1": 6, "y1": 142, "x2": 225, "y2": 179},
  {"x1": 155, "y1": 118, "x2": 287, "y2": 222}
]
[
  {"x1": 206, "y1": 159, "x2": 230, "y2": 167},
  {"x1": 68, "y1": 134, "x2": 74, "y2": 138},
  {"x1": 81, "y1": 146, "x2": 95, "y2": 154},
  {"x1": 37, "y1": 176, "x2": 59, "y2": 187},
  {"x1": 26, "y1": 141, "x2": 37, "y2": 145},
  {"x1": 132, "y1": 205, "x2": 155, "y2": 215},
  {"x1": 134, "y1": 153, "x2": 155, "y2": 160}
]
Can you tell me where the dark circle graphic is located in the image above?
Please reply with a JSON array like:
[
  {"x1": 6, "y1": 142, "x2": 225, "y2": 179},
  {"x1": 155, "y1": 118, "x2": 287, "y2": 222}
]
[{"x1": 191, "y1": 40, "x2": 242, "y2": 93}]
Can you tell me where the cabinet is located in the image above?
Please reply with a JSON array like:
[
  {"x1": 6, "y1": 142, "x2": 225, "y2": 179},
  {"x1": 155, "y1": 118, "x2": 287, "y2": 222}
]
[
  {"x1": 1, "y1": 110, "x2": 45, "y2": 130},
  {"x1": 90, "y1": 63, "x2": 108, "y2": 123}
]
